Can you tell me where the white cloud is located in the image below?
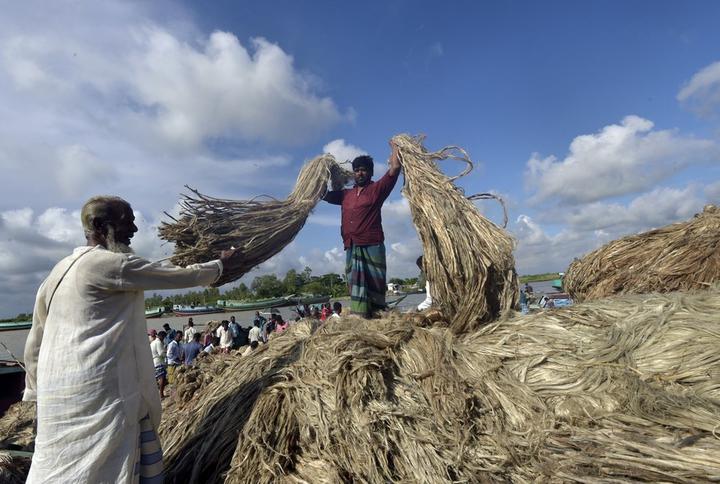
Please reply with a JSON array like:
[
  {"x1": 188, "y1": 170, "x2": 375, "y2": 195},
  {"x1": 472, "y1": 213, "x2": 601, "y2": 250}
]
[
  {"x1": 526, "y1": 116, "x2": 719, "y2": 205},
  {"x1": 56, "y1": 145, "x2": 117, "y2": 196},
  {"x1": 322, "y1": 139, "x2": 367, "y2": 164},
  {"x1": 705, "y1": 180, "x2": 720, "y2": 203},
  {"x1": 678, "y1": 60, "x2": 720, "y2": 116},
  {"x1": 0, "y1": 1, "x2": 350, "y2": 214},
  {"x1": 125, "y1": 32, "x2": 350, "y2": 149},
  {"x1": 562, "y1": 186, "x2": 704, "y2": 232},
  {"x1": 512, "y1": 182, "x2": 718, "y2": 275},
  {"x1": 0, "y1": 205, "x2": 171, "y2": 317}
]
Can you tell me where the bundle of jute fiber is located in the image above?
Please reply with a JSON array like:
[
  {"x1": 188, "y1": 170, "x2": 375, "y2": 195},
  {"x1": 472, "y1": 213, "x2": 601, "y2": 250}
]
[
  {"x1": 0, "y1": 401, "x2": 35, "y2": 451},
  {"x1": 156, "y1": 286, "x2": 720, "y2": 483},
  {"x1": 0, "y1": 452, "x2": 31, "y2": 484},
  {"x1": 0, "y1": 402, "x2": 35, "y2": 484},
  {"x1": 564, "y1": 204, "x2": 720, "y2": 302},
  {"x1": 392, "y1": 134, "x2": 518, "y2": 332},
  {"x1": 159, "y1": 155, "x2": 351, "y2": 286}
]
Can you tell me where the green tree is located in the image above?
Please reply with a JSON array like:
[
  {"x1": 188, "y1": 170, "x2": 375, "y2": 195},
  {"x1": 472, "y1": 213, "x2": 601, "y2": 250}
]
[
  {"x1": 224, "y1": 283, "x2": 250, "y2": 301},
  {"x1": 251, "y1": 274, "x2": 285, "y2": 298},
  {"x1": 403, "y1": 277, "x2": 419, "y2": 287},
  {"x1": 388, "y1": 277, "x2": 405, "y2": 285},
  {"x1": 283, "y1": 268, "x2": 300, "y2": 295},
  {"x1": 300, "y1": 266, "x2": 313, "y2": 286},
  {"x1": 301, "y1": 280, "x2": 325, "y2": 295}
]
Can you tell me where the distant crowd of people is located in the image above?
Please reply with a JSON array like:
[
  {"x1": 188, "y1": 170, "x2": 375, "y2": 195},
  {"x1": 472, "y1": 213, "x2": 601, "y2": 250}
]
[{"x1": 147, "y1": 302, "x2": 343, "y2": 398}]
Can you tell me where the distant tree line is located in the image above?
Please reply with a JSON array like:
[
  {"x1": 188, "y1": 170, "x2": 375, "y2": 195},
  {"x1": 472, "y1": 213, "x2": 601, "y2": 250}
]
[
  {"x1": 144, "y1": 266, "x2": 422, "y2": 309},
  {"x1": 0, "y1": 313, "x2": 32, "y2": 322}
]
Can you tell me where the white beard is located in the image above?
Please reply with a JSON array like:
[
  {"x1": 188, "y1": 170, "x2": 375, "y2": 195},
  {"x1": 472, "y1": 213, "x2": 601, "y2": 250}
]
[{"x1": 106, "y1": 226, "x2": 134, "y2": 254}]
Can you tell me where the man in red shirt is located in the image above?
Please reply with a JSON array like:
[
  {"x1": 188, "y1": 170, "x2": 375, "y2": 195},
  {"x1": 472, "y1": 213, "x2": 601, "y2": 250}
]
[{"x1": 324, "y1": 141, "x2": 402, "y2": 317}]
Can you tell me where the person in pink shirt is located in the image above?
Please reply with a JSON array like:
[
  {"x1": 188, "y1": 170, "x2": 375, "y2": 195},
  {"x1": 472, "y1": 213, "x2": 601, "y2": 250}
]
[{"x1": 274, "y1": 314, "x2": 289, "y2": 333}]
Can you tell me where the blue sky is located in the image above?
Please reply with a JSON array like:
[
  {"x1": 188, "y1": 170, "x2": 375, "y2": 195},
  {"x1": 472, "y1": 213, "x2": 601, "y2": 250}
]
[{"x1": 1, "y1": 0, "x2": 719, "y2": 317}]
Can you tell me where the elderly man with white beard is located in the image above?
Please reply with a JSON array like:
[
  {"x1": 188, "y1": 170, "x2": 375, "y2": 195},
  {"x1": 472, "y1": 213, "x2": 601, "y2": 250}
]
[{"x1": 23, "y1": 195, "x2": 243, "y2": 484}]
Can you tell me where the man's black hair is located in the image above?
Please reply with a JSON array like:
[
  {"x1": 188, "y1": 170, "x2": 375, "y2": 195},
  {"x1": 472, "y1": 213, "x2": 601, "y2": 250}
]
[
  {"x1": 333, "y1": 301, "x2": 342, "y2": 312},
  {"x1": 351, "y1": 155, "x2": 374, "y2": 175},
  {"x1": 163, "y1": 323, "x2": 171, "y2": 329}
]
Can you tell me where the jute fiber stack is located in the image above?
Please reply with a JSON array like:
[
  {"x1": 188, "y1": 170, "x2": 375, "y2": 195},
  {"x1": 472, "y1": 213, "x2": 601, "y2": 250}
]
[
  {"x1": 159, "y1": 155, "x2": 351, "y2": 286},
  {"x1": 155, "y1": 286, "x2": 720, "y2": 483},
  {"x1": 0, "y1": 401, "x2": 35, "y2": 451},
  {"x1": 3, "y1": 289, "x2": 720, "y2": 482},
  {"x1": 0, "y1": 402, "x2": 35, "y2": 484},
  {"x1": 0, "y1": 452, "x2": 31, "y2": 484},
  {"x1": 564, "y1": 204, "x2": 720, "y2": 302},
  {"x1": 392, "y1": 134, "x2": 519, "y2": 333}
]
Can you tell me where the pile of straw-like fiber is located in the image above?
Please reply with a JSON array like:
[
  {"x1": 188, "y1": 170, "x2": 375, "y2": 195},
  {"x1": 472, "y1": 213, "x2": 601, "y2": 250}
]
[
  {"x1": 0, "y1": 402, "x2": 35, "y2": 484},
  {"x1": 0, "y1": 401, "x2": 35, "y2": 451},
  {"x1": 564, "y1": 204, "x2": 720, "y2": 302},
  {"x1": 156, "y1": 286, "x2": 720, "y2": 483},
  {"x1": 393, "y1": 134, "x2": 518, "y2": 332},
  {"x1": 0, "y1": 452, "x2": 31, "y2": 484},
  {"x1": 159, "y1": 155, "x2": 351, "y2": 286}
]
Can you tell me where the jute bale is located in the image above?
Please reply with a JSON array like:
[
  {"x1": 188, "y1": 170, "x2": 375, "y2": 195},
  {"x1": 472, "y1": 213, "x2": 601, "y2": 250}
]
[
  {"x1": 0, "y1": 452, "x2": 31, "y2": 484},
  {"x1": 564, "y1": 204, "x2": 720, "y2": 302},
  {"x1": 159, "y1": 155, "x2": 351, "y2": 286},
  {"x1": 157, "y1": 286, "x2": 720, "y2": 483},
  {"x1": 393, "y1": 134, "x2": 519, "y2": 332},
  {"x1": 0, "y1": 401, "x2": 35, "y2": 450}
]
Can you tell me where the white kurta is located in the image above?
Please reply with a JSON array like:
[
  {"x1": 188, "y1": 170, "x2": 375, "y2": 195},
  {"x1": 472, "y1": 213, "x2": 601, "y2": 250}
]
[{"x1": 23, "y1": 245, "x2": 222, "y2": 484}]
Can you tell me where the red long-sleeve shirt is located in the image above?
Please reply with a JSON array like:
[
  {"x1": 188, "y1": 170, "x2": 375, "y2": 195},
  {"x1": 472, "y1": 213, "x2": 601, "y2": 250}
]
[{"x1": 324, "y1": 170, "x2": 400, "y2": 249}]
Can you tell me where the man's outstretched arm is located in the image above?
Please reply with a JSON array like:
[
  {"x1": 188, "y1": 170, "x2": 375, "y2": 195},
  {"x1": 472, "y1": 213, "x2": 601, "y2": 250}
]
[{"x1": 387, "y1": 140, "x2": 402, "y2": 177}]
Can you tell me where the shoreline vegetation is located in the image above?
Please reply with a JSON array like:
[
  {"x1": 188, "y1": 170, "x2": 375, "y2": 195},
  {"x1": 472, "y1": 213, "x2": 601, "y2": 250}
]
[
  {"x1": 519, "y1": 272, "x2": 561, "y2": 284},
  {"x1": 143, "y1": 266, "x2": 424, "y2": 311}
]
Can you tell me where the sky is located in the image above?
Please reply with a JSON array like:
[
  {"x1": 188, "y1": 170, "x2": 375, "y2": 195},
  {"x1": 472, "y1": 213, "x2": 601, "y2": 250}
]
[{"x1": 1, "y1": 0, "x2": 720, "y2": 317}]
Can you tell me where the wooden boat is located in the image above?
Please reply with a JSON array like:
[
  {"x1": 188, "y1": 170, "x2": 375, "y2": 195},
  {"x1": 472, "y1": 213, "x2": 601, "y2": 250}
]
[
  {"x1": 217, "y1": 295, "x2": 294, "y2": 312},
  {"x1": 291, "y1": 294, "x2": 331, "y2": 306},
  {"x1": 386, "y1": 294, "x2": 408, "y2": 308},
  {"x1": 0, "y1": 321, "x2": 32, "y2": 331},
  {"x1": 172, "y1": 305, "x2": 225, "y2": 317},
  {"x1": 144, "y1": 307, "x2": 164, "y2": 319},
  {"x1": 539, "y1": 292, "x2": 573, "y2": 308}
]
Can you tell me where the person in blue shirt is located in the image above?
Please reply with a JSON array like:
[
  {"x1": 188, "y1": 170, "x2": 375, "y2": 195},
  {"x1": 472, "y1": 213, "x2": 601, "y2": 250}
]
[
  {"x1": 162, "y1": 323, "x2": 178, "y2": 346},
  {"x1": 229, "y1": 316, "x2": 243, "y2": 349},
  {"x1": 184, "y1": 332, "x2": 204, "y2": 365}
]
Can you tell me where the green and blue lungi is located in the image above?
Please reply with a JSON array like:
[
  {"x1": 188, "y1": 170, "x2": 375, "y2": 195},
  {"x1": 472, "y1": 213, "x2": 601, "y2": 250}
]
[{"x1": 346, "y1": 243, "x2": 387, "y2": 317}]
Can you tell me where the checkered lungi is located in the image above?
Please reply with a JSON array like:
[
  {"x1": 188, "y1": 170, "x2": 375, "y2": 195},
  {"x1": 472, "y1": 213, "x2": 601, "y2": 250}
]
[{"x1": 345, "y1": 243, "x2": 387, "y2": 317}]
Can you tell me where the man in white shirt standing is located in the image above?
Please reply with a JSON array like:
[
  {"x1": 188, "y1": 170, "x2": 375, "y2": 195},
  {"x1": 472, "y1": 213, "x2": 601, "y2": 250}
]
[
  {"x1": 149, "y1": 329, "x2": 167, "y2": 398},
  {"x1": 23, "y1": 195, "x2": 244, "y2": 484},
  {"x1": 184, "y1": 318, "x2": 196, "y2": 343},
  {"x1": 328, "y1": 301, "x2": 343, "y2": 321},
  {"x1": 217, "y1": 320, "x2": 233, "y2": 352},
  {"x1": 416, "y1": 256, "x2": 433, "y2": 311},
  {"x1": 248, "y1": 319, "x2": 262, "y2": 345}
]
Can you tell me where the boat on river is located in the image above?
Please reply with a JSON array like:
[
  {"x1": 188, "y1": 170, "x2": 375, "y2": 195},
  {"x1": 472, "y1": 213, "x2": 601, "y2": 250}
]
[
  {"x1": 290, "y1": 294, "x2": 331, "y2": 306},
  {"x1": 217, "y1": 295, "x2": 295, "y2": 312},
  {"x1": 0, "y1": 321, "x2": 32, "y2": 331},
  {"x1": 172, "y1": 305, "x2": 225, "y2": 317},
  {"x1": 144, "y1": 307, "x2": 164, "y2": 319}
]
